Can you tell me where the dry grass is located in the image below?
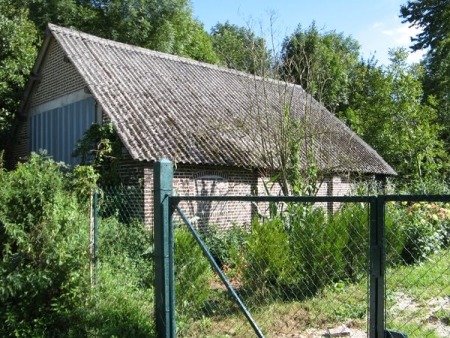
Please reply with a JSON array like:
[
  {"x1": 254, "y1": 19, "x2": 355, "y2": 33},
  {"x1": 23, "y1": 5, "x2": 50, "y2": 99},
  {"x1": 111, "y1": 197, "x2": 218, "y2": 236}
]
[{"x1": 178, "y1": 249, "x2": 450, "y2": 337}]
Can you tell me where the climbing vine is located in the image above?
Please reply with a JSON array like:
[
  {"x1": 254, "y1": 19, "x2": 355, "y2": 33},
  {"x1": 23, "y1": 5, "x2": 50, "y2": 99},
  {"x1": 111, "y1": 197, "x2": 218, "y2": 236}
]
[{"x1": 73, "y1": 123, "x2": 122, "y2": 185}]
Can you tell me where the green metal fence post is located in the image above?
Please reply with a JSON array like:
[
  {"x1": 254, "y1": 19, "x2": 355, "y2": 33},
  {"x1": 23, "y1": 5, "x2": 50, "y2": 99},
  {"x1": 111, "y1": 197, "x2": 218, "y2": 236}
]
[
  {"x1": 154, "y1": 159, "x2": 175, "y2": 338},
  {"x1": 369, "y1": 196, "x2": 386, "y2": 338},
  {"x1": 93, "y1": 186, "x2": 99, "y2": 285}
]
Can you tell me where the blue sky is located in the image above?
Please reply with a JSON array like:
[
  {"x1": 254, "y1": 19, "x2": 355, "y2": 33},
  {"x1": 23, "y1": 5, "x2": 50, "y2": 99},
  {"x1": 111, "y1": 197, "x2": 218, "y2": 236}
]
[{"x1": 191, "y1": 0, "x2": 425, "y2": 65}]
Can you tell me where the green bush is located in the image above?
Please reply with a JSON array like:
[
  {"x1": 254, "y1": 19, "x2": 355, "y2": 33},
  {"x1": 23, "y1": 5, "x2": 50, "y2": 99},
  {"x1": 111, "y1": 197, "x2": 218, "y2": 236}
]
[
  {"x1": 174, "y1": 226, "x2": 213, "y2": 317},
  {"x1": 75, "y1": 211, "x2": 155, "y2": 336},
  {"x1": 288, "y1": 204, "x2": 348, "y2": 297},
  {"x1": 98, "y1": 216, "x2": 153, "y2": 287},
  {"x1": 75, "y1": 260, "x2": 155, "y2": 338},
  {"x1": 243, "y1": 215, "x2": 300, "y2": 302},
  {"x1": 242, "y1": 203, "x2": 371, "y2": 301},
  {"x1": 398, "y1": 202, "x2": 448, "y2": 264},
  {"x1": 0, "y1": 153, "x2": 90, "y2": 337},
  {"x1": 0, "y1": 154, "x2": 156, "y2": 337},
  {"x1": 333, "y1": 203, "x2": 369, "y2": 282},
  {"x1": 202, "y1": 224, "x2": 248, "y2": 270}
]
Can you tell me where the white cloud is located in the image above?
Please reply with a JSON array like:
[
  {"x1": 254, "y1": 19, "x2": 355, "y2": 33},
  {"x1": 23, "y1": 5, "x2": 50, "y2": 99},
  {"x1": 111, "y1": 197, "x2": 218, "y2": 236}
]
[
  {"x1": 407, "y1": 49, "x2": 426, "y2": 64},
  {"x1": 372, "y1": 22, "x2": 385, "y2": 29},
  {"x1": 381, "y1": 23, "x2": 421, "y2": 46},
  {"x1": 359, "y1": 16, "x2": 424, "y2": 64}
]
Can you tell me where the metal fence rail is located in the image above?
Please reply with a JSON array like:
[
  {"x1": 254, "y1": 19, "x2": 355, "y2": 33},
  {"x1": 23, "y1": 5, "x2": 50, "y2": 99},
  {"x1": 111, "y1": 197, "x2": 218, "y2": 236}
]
[{"x1": 91, "y1": 160, "x2": 449, "y2": 338}]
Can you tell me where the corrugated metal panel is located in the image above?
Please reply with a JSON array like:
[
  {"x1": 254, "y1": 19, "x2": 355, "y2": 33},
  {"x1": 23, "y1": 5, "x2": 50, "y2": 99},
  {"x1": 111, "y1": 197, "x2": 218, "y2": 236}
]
[{"x1": 30, "y1": 97, "x2": 96, "y2": 167}]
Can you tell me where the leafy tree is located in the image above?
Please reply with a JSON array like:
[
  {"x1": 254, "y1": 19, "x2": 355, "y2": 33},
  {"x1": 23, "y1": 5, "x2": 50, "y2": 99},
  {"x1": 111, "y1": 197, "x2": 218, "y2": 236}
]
[
  {"x1": 0, "y1": 2, "x2": 39, "y2": 153},
  {"x1": 400, "y1": 0, "x2": 450, "y2": 151},
  {"x1": 280, "y1": 22, "x2": 361, "y2": 114},
  {"x1": 14, "y1": 0, "x2": 217, "y2": 63},
  {"x1": 341, "y1": 48, "x2": 447, "y2": 181},
  {"x1": 400, "y1": 0, "x2": 450, "y2": 56},
  {"x1": 210, "y1": 21, "x2": 269, "y2": 74}
]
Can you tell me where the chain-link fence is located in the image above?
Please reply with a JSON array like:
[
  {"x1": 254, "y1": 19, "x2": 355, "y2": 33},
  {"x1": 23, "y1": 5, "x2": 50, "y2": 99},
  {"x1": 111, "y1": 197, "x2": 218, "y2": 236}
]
[
  {"x1": 89, "y1": 185, "x2": 155, "y2": 336},
  {"x1": 173, "y1": 199, "x2": 371, "y2": 338},
  {"x1": 91, "y1": 183, "x2": 450, "y2": 337},
  {"x1": 384, "y1": 197, "x2": 450, "y2": 338}
]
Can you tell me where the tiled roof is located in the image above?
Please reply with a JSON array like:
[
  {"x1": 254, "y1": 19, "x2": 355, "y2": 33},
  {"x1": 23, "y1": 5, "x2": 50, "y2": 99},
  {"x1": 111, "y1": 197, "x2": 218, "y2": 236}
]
[{"x1": 47, "y1": 24, "x2": 396, "y2": 175}]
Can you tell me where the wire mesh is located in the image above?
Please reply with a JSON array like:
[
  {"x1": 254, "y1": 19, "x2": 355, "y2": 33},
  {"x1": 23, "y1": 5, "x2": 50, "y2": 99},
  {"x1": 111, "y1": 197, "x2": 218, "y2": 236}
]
[
  {"x1": 173, "y1": 199, "x2": 370, "y2": 337},
  {"x1": 90, "y1": 187, "x2": 450, "y2": 337},
  {"x1": 385, "y1": 198, "x2": 450, "y2": 338},
  {"x1": 91, "y1": 185, "x2": 155, "y2": 335}
]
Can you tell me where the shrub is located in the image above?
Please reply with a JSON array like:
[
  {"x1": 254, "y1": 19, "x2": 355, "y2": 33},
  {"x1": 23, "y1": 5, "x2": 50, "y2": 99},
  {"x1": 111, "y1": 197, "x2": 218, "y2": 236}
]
[
  {"x1": 242, "y1": 203, "x2": 371, "y2": 301},
  {"x1": 333, "y1": 203, "x2": 369, "y2": 282},
  {"x1": 242, "y1": 216, "x2": 292, "y2": 301},
  {"x1": 0, "y1": 154, "x2": 90, "y2": 337},
  {"x1": 399, "y1": 202, "x2": 449, "y2": 264},
  {"x1": 288, "y1": 204, "x2": 349, "y2": 297},
  {"x1": 0, "y1": 154, "x2": 155, "y2": 336},
  {"x1": 202, "y1": 224, "x2": 249, "y2": 270},
  {"x1": 174, "y1": 226, "x2": 213, "y2": 317},
  {"x1": 75, "y1": 260, "x2": 155, "y2": 338}
]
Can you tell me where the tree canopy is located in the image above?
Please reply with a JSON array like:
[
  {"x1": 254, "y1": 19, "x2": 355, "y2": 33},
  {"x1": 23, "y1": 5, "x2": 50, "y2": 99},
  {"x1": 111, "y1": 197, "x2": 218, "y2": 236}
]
[
  {"x1": 400, "y1": 0, "x2": 450, "y2": 153},
  {"x1": 210, "y1": 21, "x2": 269, "y2": 74},
  {"x1": 341, "y1": 48, "x2": 447, "y2": 181},
  {"x1": 279, "y1": 22, "x2": 361, "y2": 114},
  {"x1": 11, "y1": 0, "x2": 217, "y2": 62},
  {"x1": 0, "y1": 1, "x2": 39, "y2": 152}
]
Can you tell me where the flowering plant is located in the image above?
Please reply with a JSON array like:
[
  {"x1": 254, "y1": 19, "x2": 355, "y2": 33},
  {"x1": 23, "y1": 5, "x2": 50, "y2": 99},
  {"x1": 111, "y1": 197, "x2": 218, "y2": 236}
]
[{"x1": 400, "y1": 202, "x2": 450, "y2": 263}]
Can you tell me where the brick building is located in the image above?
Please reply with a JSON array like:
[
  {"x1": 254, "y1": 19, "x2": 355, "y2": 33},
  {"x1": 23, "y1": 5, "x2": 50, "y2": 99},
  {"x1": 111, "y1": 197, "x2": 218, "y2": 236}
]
[{"x1": 10, "y1": 24, "x2": 396, "y2": 227}]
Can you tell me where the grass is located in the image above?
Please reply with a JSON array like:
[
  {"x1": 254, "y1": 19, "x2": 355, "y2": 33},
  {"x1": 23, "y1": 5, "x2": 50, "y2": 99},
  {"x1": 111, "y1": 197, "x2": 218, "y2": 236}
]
[
  {"x1": 179, "y1": 249, "x2": 450, "y2": 337},
  {"x1": 385, "y1": 249, "x2": 450, "y2": 338}
]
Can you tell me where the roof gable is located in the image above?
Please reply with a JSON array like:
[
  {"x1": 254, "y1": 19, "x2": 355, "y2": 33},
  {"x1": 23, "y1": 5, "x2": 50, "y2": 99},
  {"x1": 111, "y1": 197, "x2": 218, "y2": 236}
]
[{"x1": 36, "y1": 24, "x2": 395, "y2": 175}]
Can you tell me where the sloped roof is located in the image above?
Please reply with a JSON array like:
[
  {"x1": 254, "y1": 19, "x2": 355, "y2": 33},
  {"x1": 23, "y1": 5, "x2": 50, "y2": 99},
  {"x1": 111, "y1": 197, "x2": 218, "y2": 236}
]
[{"x1": 32, "y1": 24, "x2": 396, "y2": 175}]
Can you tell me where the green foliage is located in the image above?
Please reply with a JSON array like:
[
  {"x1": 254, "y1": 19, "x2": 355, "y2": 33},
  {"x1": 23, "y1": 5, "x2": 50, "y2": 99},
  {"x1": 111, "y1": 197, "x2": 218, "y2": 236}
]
[
  {"x1": 243, "y1": 217, "x2": 291, "y2": 301},
  {"x1": 243, "y1": 205, "x2": 353, "y2": 301},
  {"x1": 70, "y1": 216, "x2": 155, "y2": 337},
  {"x1": 400, "y1": 0, "x2": 450, "y2": 56},
  {"x1": 341, "y1": 49, "x2": 448, "y2": 182},
  {"x1": 0, "y1": 1, "x2": 39, "y2": 151},
  {"x1": 0, "y1": 154, "x2": 155, "y2": 336},
  {"x1": 79, "y1": 261, "x2": 156, "y2": 338},
  {"x1": 210, "y1": 21, "x2": 269, "y2": 74},
  {"x1": 288, "y1": 205, "x2": 349, "y2": 295},
  {"x1": 70, "y1": 165, "x2": 100, "y2": 207},
  {"x1": 73, "y1": 123, "x2": 122, "y2": 185},
  {"x1": 202, "y1": 224, "x2": 248, "y2": 270},
  {"x1": 280, "y1": 22, "x2": 360, "y2": 114},
  {"x1": 0, "y1": 153, "x2": 90, "y2": 336},
  {"x1": 394, "y1": 202, "x2": 450, "y2": 264},
  {"x1": 97, "y1": 216, "x2": 153, "y2": 287},
  {"x1": 14, "y1": 0, "x2": 216, "y2": 63},
  {"x1": 174, "y1": 226, "x2": 213, "y2": 316},
  {"x1": 332, "y1": 203, "x2": 369, "y2": 281}
]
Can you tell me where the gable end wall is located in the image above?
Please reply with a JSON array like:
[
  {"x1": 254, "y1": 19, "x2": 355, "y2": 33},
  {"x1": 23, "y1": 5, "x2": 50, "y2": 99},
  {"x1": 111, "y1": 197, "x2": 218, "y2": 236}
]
[
  {"x1": 10, "y1": 40, "x2": 87, "y2": 165},
  {"x1": 31, "y1": 40, "x2": 86, "y2": 108}
]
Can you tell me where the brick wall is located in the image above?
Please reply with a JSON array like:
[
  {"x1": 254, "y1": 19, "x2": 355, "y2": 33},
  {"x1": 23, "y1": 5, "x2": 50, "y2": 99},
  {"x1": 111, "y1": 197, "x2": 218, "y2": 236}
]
[
  {"x1": 142, "y1": 163, "x2": 258, "y2": 230},
  {"x1": 31, "y1": 40, "x2": 86, "y2": 108},
  {"x1": 136, "y1": 160, "x2": 355, "y2": 230}
]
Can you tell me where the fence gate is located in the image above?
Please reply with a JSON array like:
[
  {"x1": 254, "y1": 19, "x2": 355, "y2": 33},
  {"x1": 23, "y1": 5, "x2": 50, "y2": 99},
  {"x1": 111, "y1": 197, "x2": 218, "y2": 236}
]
[{"x1": 153, "y1": 160, "x2": 449, "y2": 338}]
